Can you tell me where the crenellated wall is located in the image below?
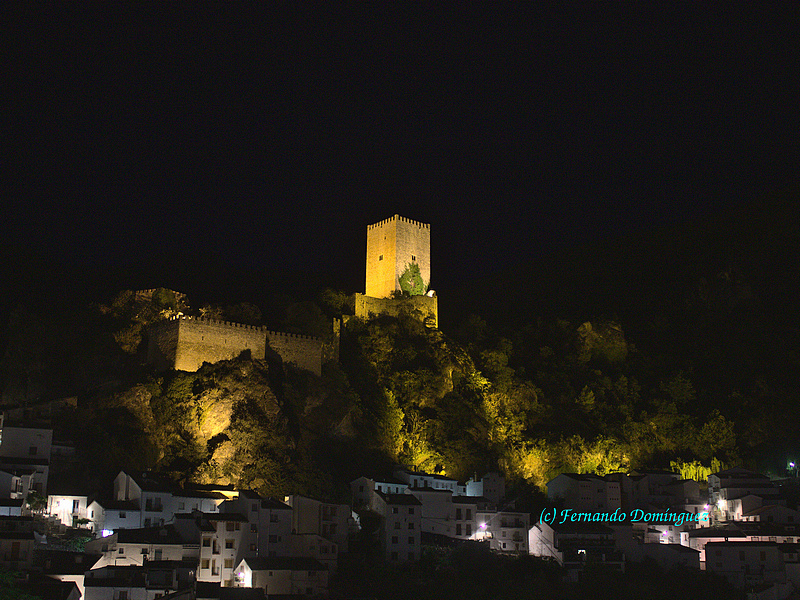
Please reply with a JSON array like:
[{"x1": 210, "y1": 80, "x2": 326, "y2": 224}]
[
  {"x1": 265, "y1": 330, "x2": 323, "y2": 376},
  {"x1": 148, "y1": 316, "x2": 322, "y2": 375}
]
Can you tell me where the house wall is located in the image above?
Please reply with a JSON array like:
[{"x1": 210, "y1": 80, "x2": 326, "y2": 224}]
[{"x1": 0, "y1": 426, "x2": 53, "y2": 459}]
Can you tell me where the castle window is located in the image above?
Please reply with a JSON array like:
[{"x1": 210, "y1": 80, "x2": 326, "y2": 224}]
[
  {"x1": 379, "y1": 255, "x2": 383, "y2": 261},
  {"x1": 412, "y1": 255, "x2": 416, "y2": 261}
]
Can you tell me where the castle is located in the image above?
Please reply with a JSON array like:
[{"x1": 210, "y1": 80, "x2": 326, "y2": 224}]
[
  {"x1": 355, "y1": 214, "x2": 438, "y2": 327},
  {"x1": 147, "y1": 214, "x2": 436, "y2": 375}
]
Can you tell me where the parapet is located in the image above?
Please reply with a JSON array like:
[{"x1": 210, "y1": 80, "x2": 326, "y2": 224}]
[{"x1": 367, "y1": 214, "x2": 430, "y2": 230}]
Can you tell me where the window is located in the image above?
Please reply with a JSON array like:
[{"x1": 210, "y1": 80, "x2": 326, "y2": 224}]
[
  {"x1": 270, "y1": 514, "x2": 278, "y2": 523},
  {"x1": 411, "y1": 255, "x2": 416, "y2": 261},
  {"x1": 408, "y1": 508, "x2": 415, "y2": 515},
  {"x1": 466, "y1": 524, "x2": 472, "y2": 536},
  {"x1": 251, "y1": 524, "x2": 258, "y2": 533},
  {"x1": 117, "y1": 592, "x2": 128, "y2": 600},
  {"x1": 408, "y1": 537, "x2": 415, "y2": 545},
  {"x1": 178, "y1": 502, "x2": 185, "y2": 510},
  {"x1": 394, "y1": 521, "x2": 401, "y2": 529},
  {"x1": 73, "y1": 500, "x2": 80, "y2": 512},
  {"x1": 320, "y1": 545, "x2": 328, "y2": 554},
  {"x1": 379, "y1": 255, "x2": 383, "y2": 261},
  {"x1": 330, "y1": 524, "x2": 337, "y2": 535},
  {"x1": 226, "y1": 522, "x2": 235, "y2": 531},
  {"x1": 119, "y1": 512, "x2": 126, "y2": 519},
  {"x1": 456, "y1": 524, "x2": 462, "y2": 536},
  {"x1": 456, "y1": 508, "x2": 462, "y2": 520},
  {"x1": 250, "y1": 544, "x2": 257, "y2": 551},
  {"x1": 391, "y1": 536, "x2": 398, "y2": 544},
  {"x1": 154, "y1": 549, "x2": 162, "y2": 560},
  {"x1": 203, "y1": 538, "x2": 211, "y2": 547},
  {"x1": 141, "y1": 547, "x2": 148, "y2": 554},
  {"x1": 252, "y1": 503, "x2": 258, "y2": 512},
  {"x1": 225, "y1": 540, "x2": 234, "y2": 549},
  {"x1": 392, "y1": 507, "x2": 398, "y2": 514},
  {"x1": 359, "y1": 485, "x2": 364, "y2": 492},
  {"x1": 224, "y1": 559, "x2": 234, "y2": 568},
  {"x1": 466, "y1": 509, "x2": 471, "y2": 520},
  {"x1": 118, "y1": 548, "x2": 124, "y2": 554},
  {"x1": 408, "y1": 523, "x2": 414, "y2": 530}
]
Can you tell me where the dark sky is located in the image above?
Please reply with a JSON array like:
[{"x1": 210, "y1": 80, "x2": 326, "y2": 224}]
[{"x1": 6, "y1": 4, "x2": 798, "y2": 307}]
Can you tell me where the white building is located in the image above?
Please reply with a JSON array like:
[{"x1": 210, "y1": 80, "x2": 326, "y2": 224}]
[
  {"x1": 476, "y1": 509, "x2": 529, "y2": 553},
  {"x1": 35, "y1": 549, "x2": 102, "y2": 598},
  {"x1": 284, "y1": 494, "x2": 351, "y2": 553},
  {"x1": 529, "y1": 520, "x2": 624, "y2": 580},
  {"x1": 372, "y1": 492, "x2": 422, "y2": 562},
  {"x1": 235, "y1": 556, "x2": 328, "y2": 597},
  {"x1": 47, "y1": 493, "x2": 89, "y2": 528},
  {"x1": 546, "y1": 473, "x2": 621, "y2": 512},
  {"x1": 0, "y1": 515, "x2": 35, "y2": 571},
  {"x1": 88, "y1": 499, "x2": 141, "y2": 534},
  {"x1": 85, "y1": 525, "x2": 186, "y2": 568},
  {"x1": 351, "y1": 476, "x2": 408, "y2": 507},
  {"x1": 0, "y1": 425, "x2": 52, "y2": 495}
]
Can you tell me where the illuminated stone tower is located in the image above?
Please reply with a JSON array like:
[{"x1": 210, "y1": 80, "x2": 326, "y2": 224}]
[{"x1": 365, "y1": 214, "x2": 431, "y2": 298}]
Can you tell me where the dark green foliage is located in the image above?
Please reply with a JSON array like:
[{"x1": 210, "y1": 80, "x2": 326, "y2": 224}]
[{"x1": 399, "y1": 262, "x2": 427, "y2": 295}]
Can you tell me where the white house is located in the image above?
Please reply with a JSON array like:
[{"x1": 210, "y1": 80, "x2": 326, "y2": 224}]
[
  {"x1": 85, "y1": 526, "x2": 186, "y2": 568},
  {"x1": 35, "y1": 549, "x2": 102, "y2": 598},
  {"x1": 705, "y1": 541, "x2": 789, "y2": 589},
  {"x1": 47, "y1": 493, "x2": 89, "y2": 528},
  {"x1": 284, "y1": 494, "x2": 351, "y2": 553},
  {"x1": 0, "y1": 515, "x2": 35, "y2": 571},
  {"x1": 88, "y1": 499, "x2": 141, "y2": 535},
  {"x1": 234, "y1": 556, "x2": 328, "y2": 597},
  {"x1": 476, "y1": 509, "x2": 529, "y2": 553},
  {"x1": 372, "y1": 492, "x2": 422, "y2": 562},
  {"x1": 0, "y1": 425, "x2": 52, "y2": 495},
  {"x1": 529, "y1": 520, "x2": 624, "y2": 580},
  {"x1": 546, "y1": 473, "x2": 621, "y2": 512}
]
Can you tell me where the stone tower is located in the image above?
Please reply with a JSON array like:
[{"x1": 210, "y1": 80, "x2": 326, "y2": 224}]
[{"x1": 365, "y1": 214, "x2": 431, "y2": 298}]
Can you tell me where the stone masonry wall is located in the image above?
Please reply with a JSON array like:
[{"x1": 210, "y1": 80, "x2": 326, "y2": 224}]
[
  {"x1": 354, "y1": 293, "x2": 438, "y2": 328},
  {"x1": 173, "y1": 317, "x2": 267, "y2": 372},
  {"x1": 148, "y1": 317, "x2": 323, "y2": 375},
  {"x1": 265, "y1": 331, "x2": 323, "y2": 376}
]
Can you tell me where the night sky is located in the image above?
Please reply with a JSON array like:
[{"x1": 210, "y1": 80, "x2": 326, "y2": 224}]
[{"x1": 6, "y1": 4, "x2": 798, "y2": 315}]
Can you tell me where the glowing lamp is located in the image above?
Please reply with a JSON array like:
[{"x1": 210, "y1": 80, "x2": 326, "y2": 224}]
[
  {"x1": 479, "y1": 523, "x2": 487, "y2": 530},
  {"x1": 101, "y1": 529, "x2": 114, "y2": 537}
]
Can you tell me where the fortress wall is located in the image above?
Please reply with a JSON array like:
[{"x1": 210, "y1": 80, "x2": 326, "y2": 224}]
[
  {"x1": 172, "y1": 317, "x2": 267, "y2": 372},
  {"x1": 266, "y1": 331, "x2": 323, "y2": 376},
  {"x1": 354, "y1": 293, "x2": 438, "y2": 328},
  {"x1": 148, "y1": 319, "x2": 180, "y2": 370}
]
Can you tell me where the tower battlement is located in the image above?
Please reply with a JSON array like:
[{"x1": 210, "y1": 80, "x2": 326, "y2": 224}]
[{"x1": 367, "y1": 214, "x2": 430, "y2": 230}]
